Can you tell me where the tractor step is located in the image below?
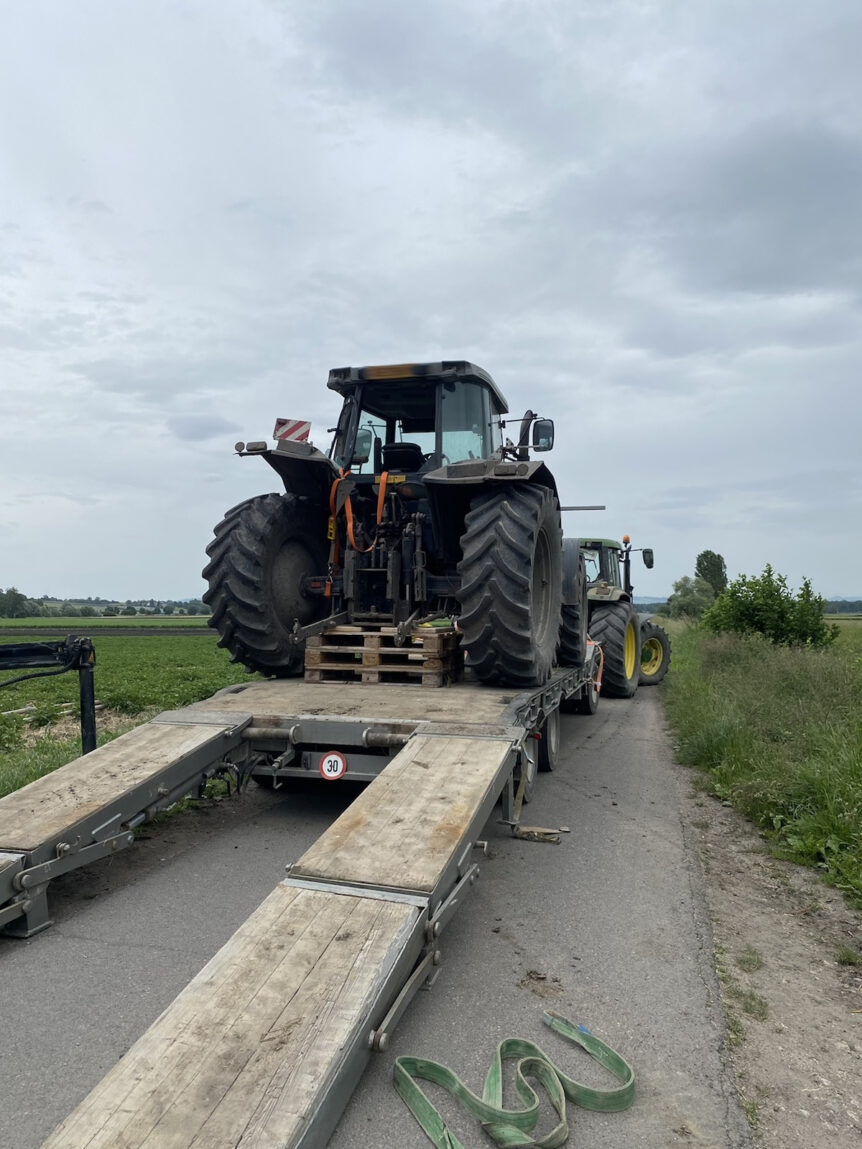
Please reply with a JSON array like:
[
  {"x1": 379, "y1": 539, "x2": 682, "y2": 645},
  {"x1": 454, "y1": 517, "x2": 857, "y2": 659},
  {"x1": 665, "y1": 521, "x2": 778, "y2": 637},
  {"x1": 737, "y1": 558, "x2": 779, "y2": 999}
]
[{"x1": 304, "y1": 625, "x2": 463, "y2": 687}]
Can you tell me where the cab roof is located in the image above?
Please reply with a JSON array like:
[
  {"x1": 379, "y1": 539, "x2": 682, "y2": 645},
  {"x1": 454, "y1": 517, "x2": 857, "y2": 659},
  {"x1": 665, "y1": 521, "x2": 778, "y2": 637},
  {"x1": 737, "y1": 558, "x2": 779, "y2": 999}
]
[
  {"x1": 582, "y1": 538, "x2": 623, "y2": 551},
  {"x1": 327, "y1": 361, "x2": 509, "y2": 415}
]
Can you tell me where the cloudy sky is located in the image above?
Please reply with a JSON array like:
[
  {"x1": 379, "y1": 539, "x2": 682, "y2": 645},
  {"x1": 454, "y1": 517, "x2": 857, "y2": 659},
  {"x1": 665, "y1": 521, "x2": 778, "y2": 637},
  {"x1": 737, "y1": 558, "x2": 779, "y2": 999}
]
[{"x1": 1, "y1": 0, "x2": 860, "y2": 601}]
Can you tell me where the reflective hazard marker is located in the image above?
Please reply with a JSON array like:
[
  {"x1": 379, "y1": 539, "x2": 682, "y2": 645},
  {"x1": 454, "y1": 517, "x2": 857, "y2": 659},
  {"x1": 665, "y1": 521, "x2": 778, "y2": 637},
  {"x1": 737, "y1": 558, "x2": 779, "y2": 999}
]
[
  {"x1": 319, "y1": 751, "x2": 347, "y2": 780},
  {"x1": 273, "y1": 418, "x2": 311, "y2": 442}
]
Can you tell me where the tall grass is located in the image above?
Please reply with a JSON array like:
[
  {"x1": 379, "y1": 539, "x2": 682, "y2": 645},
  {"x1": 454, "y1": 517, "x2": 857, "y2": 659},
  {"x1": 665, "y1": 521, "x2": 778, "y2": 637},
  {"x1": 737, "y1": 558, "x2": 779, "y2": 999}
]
[{"x1": 663, "y1": 621, "x2": 862, "y2": 903}]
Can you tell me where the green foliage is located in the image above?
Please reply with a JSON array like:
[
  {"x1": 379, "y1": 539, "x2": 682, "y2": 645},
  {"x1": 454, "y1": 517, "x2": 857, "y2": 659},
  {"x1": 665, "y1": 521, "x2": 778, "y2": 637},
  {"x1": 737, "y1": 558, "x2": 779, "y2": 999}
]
[
  {"x1": 663, "y1": 623, "x2": 862, "y2": 905},
  {"x1": 0, "y1": 587, "x2": 29, "y2": 617},
  {"x1": 703, "y1": 564, "x2": 839, "y2": 647},
  {"x1": 0, "y1": 634, "x2": 253, "y2": 799},
  {"x1": 695, "y1": 550, "x2": 728, "y2": 597},
  {"x1": 666, "y1": 575, "x2": 715, "y2": 619}
]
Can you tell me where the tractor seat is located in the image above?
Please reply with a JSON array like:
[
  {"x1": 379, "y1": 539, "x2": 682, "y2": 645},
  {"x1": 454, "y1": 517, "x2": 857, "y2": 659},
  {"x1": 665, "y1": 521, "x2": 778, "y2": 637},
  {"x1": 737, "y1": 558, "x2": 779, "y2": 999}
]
[{"x1": 381, "y1": 442, "x2": 425, "y2": 472}]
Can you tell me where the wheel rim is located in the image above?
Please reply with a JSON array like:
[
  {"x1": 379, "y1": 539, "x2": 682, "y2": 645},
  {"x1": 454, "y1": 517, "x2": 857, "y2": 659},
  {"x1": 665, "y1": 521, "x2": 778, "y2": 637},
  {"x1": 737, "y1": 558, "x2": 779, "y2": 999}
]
[
  {"x1": 531, "y1": 526, "x2": 554, "y2": 647},
  {"x1": 270, "y1": 540, "x2": 319, "y2": 629},
  {"x1": 624, "y1": 621, "x2": 637, "y2": 679},
  {"x1": 641, "y1": 637, "x2": 663, "y2": 677}
]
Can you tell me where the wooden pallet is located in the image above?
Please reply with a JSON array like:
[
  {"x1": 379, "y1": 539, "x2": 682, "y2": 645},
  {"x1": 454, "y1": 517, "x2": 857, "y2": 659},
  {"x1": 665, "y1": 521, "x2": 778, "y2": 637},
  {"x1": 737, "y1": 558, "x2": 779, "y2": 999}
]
[{"x1": 304, "y1": 625, "x2": 462, "y2": 687}]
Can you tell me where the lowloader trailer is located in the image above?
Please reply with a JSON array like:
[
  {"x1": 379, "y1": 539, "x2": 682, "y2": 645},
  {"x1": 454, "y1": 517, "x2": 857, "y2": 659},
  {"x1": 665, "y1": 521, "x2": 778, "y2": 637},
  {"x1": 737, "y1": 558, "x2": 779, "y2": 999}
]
[{"x1": 1, "y1": 655, "x2": 599, "y2": 1148}]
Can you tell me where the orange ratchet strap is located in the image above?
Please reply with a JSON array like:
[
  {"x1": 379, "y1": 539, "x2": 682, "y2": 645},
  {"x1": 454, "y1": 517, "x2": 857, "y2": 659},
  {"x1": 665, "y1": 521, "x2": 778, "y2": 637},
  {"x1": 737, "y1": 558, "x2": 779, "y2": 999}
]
[{"x1": 328, "y1": 469, "x2": 390, "y2": 560}]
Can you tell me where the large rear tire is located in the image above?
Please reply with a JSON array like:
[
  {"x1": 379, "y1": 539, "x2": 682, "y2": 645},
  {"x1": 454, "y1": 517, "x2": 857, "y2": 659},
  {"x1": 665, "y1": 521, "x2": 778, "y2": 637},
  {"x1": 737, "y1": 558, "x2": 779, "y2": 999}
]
[
  {"x1": 202, "y1": 493, "x2": 329, "y2": 677},
  {"x1": 456, "y1": 484, "x2": 562, "y2": 686},
  {"x1": 639, "y1": 621, "x2": 671, "y2": 685},
  {"x1": 558, "y1": 550, "x2": 587, "y2": 668},
  {"x1": 588, "y1": 601, "x2": 641, "y2": 698}
]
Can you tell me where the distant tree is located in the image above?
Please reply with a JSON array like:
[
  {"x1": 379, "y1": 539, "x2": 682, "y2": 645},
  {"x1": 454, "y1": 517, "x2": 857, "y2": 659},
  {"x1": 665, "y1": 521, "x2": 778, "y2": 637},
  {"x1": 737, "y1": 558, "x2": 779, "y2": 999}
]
[
  {"x1": 703, "y1": 565, "x2": 838, "y2": 647},
  {"x1": 667, "y1": 576, "x2": 715, "y2": 619},
  {"x1": 103, "y1": 605, "x2": 119, "y2": 616},
  {"x1": 694, "y1": 550, "x2": 728, "y2": 597},
  {"x1": 120, "y1": 606, "x2": 137, "y2": 616},
  {"x1": 78, "y1": 605, "x2": 99, "y2": 617},
  {"x1": 0, "y1": 587, "x2": 28, "y2": 617}
]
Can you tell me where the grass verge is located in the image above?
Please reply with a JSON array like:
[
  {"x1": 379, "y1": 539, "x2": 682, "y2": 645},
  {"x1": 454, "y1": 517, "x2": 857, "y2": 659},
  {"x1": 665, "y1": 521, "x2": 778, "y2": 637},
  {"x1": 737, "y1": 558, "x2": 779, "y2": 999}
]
[{"x1": 662, "y1": 620, "x2": 862, "y2": 905}]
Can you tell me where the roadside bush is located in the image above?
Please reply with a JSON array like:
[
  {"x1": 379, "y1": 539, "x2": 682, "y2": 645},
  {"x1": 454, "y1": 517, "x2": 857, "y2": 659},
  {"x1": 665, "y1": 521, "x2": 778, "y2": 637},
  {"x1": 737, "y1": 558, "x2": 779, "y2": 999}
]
[
  {"x1": 663, "y1": 624, "x2": 862, "y2": 903},
  {"x1": 703, "y1": 564, "x2": 838, "y2": 647}
]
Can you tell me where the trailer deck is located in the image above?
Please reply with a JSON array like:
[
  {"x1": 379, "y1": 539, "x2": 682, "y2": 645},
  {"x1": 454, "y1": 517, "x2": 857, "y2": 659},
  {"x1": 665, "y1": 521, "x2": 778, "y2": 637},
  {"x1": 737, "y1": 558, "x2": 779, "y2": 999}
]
[{"x1": 0, "y1": 656, "x2": 599, "y2": 1148}]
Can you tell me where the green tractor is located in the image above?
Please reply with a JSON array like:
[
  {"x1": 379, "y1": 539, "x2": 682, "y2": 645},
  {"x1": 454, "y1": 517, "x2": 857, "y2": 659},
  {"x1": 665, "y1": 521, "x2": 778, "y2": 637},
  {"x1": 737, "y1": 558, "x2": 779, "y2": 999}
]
[
  {"x1": 203, "y1": 361, "x2": 590, "y2": 688},
  {"x1": 579, "y1": 536, "x2": 671, "y2": 697}
]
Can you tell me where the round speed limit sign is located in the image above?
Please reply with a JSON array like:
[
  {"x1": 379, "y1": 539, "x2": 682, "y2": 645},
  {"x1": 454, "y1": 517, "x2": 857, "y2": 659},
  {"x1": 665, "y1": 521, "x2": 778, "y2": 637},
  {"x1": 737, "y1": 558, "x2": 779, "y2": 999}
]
[{"x1": 318, "y1": 751, "x2": 347, "y2": 781}]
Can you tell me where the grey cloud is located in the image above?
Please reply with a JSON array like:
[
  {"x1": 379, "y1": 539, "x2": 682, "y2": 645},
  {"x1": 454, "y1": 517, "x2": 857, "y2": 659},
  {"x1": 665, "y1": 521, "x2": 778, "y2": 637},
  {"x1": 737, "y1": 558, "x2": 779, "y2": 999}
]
[
  {"x1": 286, "y1": 0, "x2": 600, "y2": 157},
  {"x1": 624, "y1": 123, "x2": 862, "y2": 295},
  {"x1": 167, "y1": 415, "x2": 241, "y2": 442}
]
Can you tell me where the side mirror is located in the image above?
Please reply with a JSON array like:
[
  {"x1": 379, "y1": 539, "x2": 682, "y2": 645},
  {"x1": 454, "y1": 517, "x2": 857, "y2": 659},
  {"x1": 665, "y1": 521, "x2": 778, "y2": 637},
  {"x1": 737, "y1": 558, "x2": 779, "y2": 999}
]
[
  {"x1": 532, "y1": 418, "x2": 554, "y2": 452},
  {"x1": 642, "y1": 548, "x2": 654, "y2": 569},
  {"x1": 351, "y1": 427, "x2": 373, "y2": 466}
]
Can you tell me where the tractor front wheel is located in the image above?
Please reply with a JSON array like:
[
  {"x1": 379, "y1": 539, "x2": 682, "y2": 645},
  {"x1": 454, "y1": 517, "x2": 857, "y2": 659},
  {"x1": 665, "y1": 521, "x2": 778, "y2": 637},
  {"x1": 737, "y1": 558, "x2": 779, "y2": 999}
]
[
  {"x1": 457, "y1": 484, "x2": 562, "y2": 686},
  {"x1": 639, "y1": 621, "x2": 671, "y2": 685},
  {"x1": 203, "y1": 493, "x2": 329, "y2": 677},
  {"x1": 588, "y1": 602, "x2": 641, "y2": 698}
]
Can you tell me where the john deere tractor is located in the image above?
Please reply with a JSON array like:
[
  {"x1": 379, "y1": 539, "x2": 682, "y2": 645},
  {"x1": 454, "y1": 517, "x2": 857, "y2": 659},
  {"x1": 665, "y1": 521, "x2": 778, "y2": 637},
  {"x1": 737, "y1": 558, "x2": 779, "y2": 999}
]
[
  {"x1": 580, "y1": 536, "x2": 671, "y2": 696},
  {"x1": 203, "y1": 361, "x2": 588, "y2": 687}
]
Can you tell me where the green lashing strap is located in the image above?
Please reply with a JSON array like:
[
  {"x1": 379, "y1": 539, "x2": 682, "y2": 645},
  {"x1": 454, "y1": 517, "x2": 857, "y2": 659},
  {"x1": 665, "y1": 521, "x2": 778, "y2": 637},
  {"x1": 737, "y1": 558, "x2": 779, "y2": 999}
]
[{"x1": 393, "y1": 1010, "x2": 635, "y2": 1148}]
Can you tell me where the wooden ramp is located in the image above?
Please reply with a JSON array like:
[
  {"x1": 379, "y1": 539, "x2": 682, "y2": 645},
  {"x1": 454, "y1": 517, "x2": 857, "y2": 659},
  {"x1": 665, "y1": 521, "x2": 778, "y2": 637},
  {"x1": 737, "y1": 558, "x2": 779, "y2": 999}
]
[
  {"x1": 43, "y1": 732, "x2": 516, "y2": 1149},
  {"x1": 44, "y1": 884, "x2": 422, "y2": 1149},
  {"x1": 0, "y1": 712, "x2": 250, "y2": 935}
]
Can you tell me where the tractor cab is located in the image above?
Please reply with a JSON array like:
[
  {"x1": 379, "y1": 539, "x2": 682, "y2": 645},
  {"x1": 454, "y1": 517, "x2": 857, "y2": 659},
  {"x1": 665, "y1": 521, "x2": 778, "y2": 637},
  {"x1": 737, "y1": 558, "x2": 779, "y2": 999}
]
[
  {"x1": 582, "y1": 537, "x2": 655, "y2": 602},
  {"x1": 326, "y1": 361, "x2": 509, "y2": 475}
]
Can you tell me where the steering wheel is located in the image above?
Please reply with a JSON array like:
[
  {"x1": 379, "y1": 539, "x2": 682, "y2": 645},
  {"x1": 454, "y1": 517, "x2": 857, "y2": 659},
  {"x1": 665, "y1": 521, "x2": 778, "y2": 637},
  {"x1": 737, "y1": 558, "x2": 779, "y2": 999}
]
[{"x1": 424, "y1": 452, "x2": 450, "y2": 464}]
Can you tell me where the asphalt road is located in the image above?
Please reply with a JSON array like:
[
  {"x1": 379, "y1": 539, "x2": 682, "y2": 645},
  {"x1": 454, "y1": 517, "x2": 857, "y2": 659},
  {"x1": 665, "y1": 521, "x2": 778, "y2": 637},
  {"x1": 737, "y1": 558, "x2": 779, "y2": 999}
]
[{"x1": 0, "y1": 691, "x2": 751, "y2": 1149}]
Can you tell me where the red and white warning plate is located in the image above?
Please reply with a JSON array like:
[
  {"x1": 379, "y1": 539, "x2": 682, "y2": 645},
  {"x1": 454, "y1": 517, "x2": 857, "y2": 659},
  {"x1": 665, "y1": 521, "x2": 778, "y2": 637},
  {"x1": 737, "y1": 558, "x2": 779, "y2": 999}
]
[
  {"x1": 273, "y1": 417, "x2": 311, "y2": 442},
  {"x1": 318, "y1": 751, "x2": 347, "y2": 780}
]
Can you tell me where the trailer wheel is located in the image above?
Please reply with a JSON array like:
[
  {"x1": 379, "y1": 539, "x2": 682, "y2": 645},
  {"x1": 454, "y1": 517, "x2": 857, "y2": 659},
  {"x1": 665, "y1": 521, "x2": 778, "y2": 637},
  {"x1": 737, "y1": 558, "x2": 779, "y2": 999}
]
[
  {"x1": 203, "y1": 493, "x2": 329, "y2": 677},
  {"x1": 588, "y1": 602, "x2": 641, "y2": 698},
  {"x1": 457, "y1": 485, "x2": 562, "y2": 686},
  {"x1": 536, "y1": 706, "x2": 560, "y2": 772},
  {"x1": 639, "y1": 622, "x2": 671, "y2": 685},
  {"x1": 574, "y1": 675, "x2": 601, "y2": 715}
]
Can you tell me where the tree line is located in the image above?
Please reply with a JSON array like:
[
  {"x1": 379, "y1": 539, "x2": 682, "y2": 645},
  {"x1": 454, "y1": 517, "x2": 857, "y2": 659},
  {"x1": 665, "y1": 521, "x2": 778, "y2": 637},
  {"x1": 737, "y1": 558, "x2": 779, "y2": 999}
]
[{"x1": 0, "y1": 588, "x2": 210, "y2": 618}]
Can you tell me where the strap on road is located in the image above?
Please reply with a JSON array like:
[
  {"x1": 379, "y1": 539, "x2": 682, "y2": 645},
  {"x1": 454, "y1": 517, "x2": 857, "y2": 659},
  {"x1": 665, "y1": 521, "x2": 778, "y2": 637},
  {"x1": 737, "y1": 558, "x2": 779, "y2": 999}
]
[{"x1": 394, "y1": 1010, "x2": 634, "y2": 1147}]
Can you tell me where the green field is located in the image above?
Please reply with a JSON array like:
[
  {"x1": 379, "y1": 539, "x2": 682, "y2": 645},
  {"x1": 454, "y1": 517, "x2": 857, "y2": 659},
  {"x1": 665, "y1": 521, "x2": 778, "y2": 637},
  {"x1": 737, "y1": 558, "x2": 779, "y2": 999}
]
[
  {"x1": 0, "y1": 634, "x2": 255, "y2": 799},
  {"x1": 662, "y1": 618, "x2": 862, "y2": 904},
  {"x1": 0, "y1": 615, "x2": 210, "y2": 628}
]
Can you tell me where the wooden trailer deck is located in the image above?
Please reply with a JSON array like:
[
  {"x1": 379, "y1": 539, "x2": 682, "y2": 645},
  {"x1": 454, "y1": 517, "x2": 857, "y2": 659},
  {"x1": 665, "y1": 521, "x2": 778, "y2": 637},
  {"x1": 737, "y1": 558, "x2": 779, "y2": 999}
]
[{"x1": 0, "y1": 672, "x2": 594, "y2": 1145}]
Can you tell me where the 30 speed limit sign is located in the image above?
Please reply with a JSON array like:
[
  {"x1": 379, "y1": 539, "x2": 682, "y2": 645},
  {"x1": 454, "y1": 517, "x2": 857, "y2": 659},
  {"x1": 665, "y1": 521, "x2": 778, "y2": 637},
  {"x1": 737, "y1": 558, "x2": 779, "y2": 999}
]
[{"x1": 318, "y1": 751, "x2": 347, "y2": 780}]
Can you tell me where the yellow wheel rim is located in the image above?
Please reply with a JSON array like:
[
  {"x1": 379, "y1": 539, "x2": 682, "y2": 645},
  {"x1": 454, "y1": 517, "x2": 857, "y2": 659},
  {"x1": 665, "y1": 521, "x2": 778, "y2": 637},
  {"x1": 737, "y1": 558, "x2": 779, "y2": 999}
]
[
  {"x1": 624, "y1": 622, "x2": 636, "y2": 678},
  {"x1": 641, "y1": 637, "x2": 663, "y2": 678}
]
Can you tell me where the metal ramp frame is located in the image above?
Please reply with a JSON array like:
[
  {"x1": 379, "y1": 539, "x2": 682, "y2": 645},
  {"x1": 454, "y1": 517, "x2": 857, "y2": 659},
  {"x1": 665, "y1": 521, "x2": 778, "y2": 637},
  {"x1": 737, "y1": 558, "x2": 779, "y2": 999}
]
[{"x1": 0, "y1": 711, "x2": 251, "y2": 936}]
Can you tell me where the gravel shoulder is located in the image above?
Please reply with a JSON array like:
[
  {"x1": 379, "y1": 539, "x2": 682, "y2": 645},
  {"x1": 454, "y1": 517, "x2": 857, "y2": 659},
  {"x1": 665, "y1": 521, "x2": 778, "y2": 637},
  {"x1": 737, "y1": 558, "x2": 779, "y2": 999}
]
[{"x1": 675, "y1": 754, "x2": 862, "y2": 1145}]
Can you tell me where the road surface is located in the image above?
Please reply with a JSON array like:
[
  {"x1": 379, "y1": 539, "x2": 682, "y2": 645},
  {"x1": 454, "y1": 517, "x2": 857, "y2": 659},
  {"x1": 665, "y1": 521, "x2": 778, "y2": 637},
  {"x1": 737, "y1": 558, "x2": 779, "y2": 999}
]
[{"x1": 0, "y1": 690, "x2": 751, "y2": 1148}]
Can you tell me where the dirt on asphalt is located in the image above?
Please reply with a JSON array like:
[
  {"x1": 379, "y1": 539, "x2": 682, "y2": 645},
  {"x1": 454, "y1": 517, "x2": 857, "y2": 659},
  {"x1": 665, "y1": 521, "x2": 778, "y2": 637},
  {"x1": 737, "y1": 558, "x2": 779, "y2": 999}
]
[{"x1": 678, "y1": 771, "x2": 862, "y2": 1146}]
